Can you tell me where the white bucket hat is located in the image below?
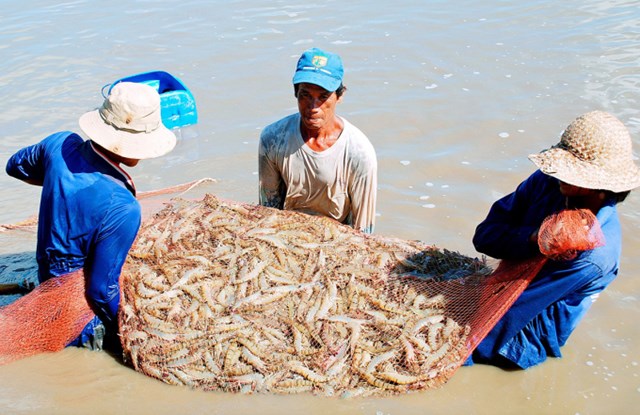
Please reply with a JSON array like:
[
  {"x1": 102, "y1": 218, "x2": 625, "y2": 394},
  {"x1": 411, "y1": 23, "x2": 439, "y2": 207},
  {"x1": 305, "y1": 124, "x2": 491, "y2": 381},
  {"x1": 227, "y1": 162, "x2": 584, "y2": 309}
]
[
  {"x1": 528, "y1": 111, "x2": 640, "y2": 193},
  {"x1": 79, "y1": 82, "x2": 176, "y2": 160}
]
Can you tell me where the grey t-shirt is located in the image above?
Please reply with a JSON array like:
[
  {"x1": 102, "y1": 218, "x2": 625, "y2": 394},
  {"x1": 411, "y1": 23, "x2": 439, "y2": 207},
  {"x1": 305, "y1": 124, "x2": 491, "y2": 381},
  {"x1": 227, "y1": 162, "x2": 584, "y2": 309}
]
[{"x1": 259, "y1": 113, "x2": 377, "y2": 233}]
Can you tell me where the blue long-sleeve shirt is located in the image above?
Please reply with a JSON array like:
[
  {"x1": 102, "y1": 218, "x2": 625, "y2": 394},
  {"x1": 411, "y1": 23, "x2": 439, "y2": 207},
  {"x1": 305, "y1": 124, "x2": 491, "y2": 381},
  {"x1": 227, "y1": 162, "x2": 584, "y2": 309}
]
[
  {"x1": 6, "y1": 131, "x2": 141, "y2": 329},
  {"x1": 471, "y1": 170, "x2": 621, "y2": 368}
]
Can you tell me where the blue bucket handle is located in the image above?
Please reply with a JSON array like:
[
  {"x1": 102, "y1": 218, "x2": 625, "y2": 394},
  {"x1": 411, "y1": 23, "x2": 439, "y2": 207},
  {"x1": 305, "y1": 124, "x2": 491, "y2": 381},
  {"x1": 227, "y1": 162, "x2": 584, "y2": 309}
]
[
  {"x1": 101, "y1": 81, "x2": 123, "y2": 98},
  {"x1": 101, "y1": 83, "x2": 111, "y2": 99}
]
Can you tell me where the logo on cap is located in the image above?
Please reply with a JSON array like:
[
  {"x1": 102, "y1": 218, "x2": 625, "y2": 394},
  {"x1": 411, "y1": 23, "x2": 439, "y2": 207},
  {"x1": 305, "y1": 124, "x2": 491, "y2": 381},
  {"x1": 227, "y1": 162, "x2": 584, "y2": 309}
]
[{"x1": 311, "y1": 55, "x2": 328, "y2": 68}]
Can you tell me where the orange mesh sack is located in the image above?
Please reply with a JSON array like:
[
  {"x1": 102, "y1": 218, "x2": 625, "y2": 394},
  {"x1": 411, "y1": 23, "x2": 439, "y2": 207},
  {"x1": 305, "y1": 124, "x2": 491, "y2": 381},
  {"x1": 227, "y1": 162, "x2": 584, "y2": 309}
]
[
  {"x1": 0, "y1": 270, "x2": 95, "y2": 365},
  {"x1": 538, "y1": 209, "x2": 605, "y2": 261}
]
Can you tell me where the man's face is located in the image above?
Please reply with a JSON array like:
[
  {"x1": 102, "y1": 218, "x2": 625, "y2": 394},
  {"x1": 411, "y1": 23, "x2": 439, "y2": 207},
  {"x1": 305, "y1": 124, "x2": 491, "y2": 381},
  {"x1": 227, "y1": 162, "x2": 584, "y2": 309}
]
[{"x1": 296, "y1": 83, "x2": 341, "y2": 131}]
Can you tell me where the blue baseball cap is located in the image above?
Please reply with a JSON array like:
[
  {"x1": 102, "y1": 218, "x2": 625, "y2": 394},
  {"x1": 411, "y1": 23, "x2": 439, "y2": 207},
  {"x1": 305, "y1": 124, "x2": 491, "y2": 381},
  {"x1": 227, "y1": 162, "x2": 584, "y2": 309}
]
[{"x1": 292, "y1": 47, "x2": 344, "y2": 92}]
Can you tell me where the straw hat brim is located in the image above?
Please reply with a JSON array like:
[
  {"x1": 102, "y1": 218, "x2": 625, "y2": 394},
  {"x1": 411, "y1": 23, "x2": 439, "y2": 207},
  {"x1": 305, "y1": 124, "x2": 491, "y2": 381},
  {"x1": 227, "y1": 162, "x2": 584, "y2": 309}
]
[
  {"x1": 79, "y1": 109, "x2": 176, "y2": 160},
  {"x1": 529, "y1": 147, "x2": 640, "y2": 193}
]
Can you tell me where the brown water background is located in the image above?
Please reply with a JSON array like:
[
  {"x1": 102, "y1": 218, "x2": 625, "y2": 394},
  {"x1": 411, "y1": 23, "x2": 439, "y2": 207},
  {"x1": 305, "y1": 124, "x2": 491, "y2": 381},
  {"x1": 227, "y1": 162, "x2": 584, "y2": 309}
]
[{"x1": 1, "y1": 1, "x2": 639, "y2": 414}]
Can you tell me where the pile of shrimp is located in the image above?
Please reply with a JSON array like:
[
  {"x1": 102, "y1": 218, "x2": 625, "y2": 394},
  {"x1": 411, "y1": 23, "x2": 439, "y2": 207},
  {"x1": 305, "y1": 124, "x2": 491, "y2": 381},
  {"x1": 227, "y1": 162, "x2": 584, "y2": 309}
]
[{"x1": 119, "y1": 194, "x2": 490, "y2": 397}]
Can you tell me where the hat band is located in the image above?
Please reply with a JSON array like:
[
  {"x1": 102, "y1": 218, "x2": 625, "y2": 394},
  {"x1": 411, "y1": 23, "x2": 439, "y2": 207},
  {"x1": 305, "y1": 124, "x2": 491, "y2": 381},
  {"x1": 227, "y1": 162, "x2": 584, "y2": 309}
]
[
  {"x1": 99, "y1": 106, "x2": 160, "y2": 133},
  {"x1": 556, "y1": 142, "x2": 599, "y2": 163}
]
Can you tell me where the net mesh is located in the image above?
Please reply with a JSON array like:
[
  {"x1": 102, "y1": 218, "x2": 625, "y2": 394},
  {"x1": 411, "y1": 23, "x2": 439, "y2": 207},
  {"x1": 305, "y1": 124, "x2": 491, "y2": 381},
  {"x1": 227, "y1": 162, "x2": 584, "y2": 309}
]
[
  {"x1": 118, "y1": 194, "x2": 545, "y2": 397},
  {"x1": 538, "y1": 208, "x2": 605, "y2": 261},
  {"x1": 0, "y1": 270, "x2": 94, "y2": 365},
  {"x1": 0, "y1": 185, "x2": 605, "y2": 397}
]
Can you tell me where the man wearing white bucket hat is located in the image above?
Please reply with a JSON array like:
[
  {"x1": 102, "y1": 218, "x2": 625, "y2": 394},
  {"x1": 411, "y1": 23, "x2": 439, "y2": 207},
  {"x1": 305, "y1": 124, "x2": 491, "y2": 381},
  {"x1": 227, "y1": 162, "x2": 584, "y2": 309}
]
[
  {"x1": 468, "y1": 111, "x2": 640, "y2": 369},
  {"x1": 6, "y1": 82, "x2": 176, "y2": 350},
  {"x1": 259, "y1": 47, "x2": 377, "y2": 233}
]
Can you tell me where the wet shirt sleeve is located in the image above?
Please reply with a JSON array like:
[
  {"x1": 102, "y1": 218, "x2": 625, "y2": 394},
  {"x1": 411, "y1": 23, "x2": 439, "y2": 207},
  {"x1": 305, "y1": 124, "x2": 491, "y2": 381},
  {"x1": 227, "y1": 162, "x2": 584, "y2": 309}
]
[
  {"x1": 348, "y1": 141, "x2": 377, "y2": 234},
  {"x1": 258, "y1": 127, "x2": 287, "y2": 209},
  {"x1": 5, "y1": 135, "x2": 53, "y2": 185},
  {"x1": 473, "y1": 171, "x2": 553, "y2": 259},
  {"x1": 85, "y1": 193, "x2": 141, "y2": 326}
]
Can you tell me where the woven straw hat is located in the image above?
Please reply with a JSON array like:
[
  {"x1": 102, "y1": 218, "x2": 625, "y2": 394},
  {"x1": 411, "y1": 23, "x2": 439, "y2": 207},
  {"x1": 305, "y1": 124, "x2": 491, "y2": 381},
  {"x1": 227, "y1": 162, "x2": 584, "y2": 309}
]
[
  {"x1": 79, "y1": 82, "x2": 176, "y2": 160},
  {"x1": 528, "y1": 111, "x2": 640, "y2": 193}
]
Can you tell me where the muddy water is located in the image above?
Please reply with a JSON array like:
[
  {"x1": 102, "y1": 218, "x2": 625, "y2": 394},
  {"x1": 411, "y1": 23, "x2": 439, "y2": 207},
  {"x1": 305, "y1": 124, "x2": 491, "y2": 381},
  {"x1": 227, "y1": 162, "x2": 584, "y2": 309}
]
[{"x1": 1, "y1": 1, "x2": 639, "y2": 413}]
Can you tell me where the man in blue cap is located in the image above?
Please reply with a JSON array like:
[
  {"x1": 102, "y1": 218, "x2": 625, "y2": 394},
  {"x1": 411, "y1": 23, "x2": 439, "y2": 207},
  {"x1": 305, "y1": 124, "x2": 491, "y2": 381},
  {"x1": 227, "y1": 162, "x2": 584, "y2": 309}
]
[{"x1": 259, "y1": 47, "x2": 377, "y2": 233}]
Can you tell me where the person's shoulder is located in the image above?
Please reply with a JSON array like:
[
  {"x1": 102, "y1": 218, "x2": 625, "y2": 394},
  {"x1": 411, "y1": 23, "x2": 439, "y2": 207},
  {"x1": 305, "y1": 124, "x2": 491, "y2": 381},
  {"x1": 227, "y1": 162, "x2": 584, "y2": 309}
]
[
  {"x1": 20, "y1": 132, "x2": 84, "y2": 164},
  {"x1": 77, "y1": 179, "x2": 140, "y2": 231},
  {"x1": 39, "y1": 131, "x2": 83, "y2": 148},
  {"x1": 342, "y1": 118, "x2": 376, "y2": 154},
  {"x1": 519, "y1": 169, "x2": 556, "y2": 192},
  {"x1": 100, "y1": 183, "x2": 141, "y2": 216},
  {"x1": 44, "y1": 130, "x2": 82, "y2": 141},
  {"x1": 530, "y1": 169, "x2": 550, "y2": 181},
  {"x1": 263, "y1": 113, "x2": 298, "y2": 134},
  {"x1": 109, "y1": 179, "x2": 138, "y2": 200},
  {"x1": 341, "y1": 117, "x2": 364, "y2": 134},
  {"x1": 260, "y1": 114, "x2": 298, "y2": 151}
]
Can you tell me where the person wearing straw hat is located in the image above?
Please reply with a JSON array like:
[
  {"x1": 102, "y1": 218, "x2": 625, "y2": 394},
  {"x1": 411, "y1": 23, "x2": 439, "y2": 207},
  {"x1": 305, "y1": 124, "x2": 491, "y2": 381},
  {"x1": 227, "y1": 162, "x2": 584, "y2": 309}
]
[
  {"x1": 467, "y1": 110, "x2": 640, "y2": 369},
  {"x1": 259, "y1": 47, "x2": 378, "y2": 233},
  {"x1": 6, "y1": 82, "x2": 176, "y2": 351}
]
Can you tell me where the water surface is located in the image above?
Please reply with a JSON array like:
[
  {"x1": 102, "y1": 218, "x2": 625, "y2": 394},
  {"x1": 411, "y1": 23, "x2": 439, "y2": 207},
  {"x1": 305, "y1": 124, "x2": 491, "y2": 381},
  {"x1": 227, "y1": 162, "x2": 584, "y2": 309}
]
[{"x1": 1, "y1": 1, "x2": 639, "y2": 413}]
